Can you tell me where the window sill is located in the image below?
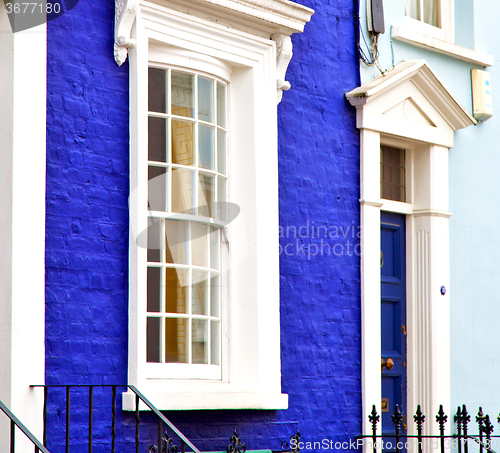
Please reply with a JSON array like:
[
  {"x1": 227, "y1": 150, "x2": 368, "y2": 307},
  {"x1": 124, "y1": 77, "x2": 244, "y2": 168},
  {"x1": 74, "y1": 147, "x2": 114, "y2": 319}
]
[
  {"x1": 391, "y1": 25, "x2": 494, "y2": 67},
  {"x1": 122, "y1": 388, "x2": 289, "y2": 410}
]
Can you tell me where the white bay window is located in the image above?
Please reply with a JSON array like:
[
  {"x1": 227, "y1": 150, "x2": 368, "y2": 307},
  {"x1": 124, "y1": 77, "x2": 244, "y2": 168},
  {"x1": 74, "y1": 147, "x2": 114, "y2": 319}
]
[{"x1": 116, "y1": 0, "x2": 313, "y2": 410}]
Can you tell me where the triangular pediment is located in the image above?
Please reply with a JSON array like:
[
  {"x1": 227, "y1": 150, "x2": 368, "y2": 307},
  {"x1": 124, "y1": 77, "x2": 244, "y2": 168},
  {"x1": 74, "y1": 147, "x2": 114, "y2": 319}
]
[
  {"x1": 346, "y1": 60, "x2": 476, "y2": 132},
  {"x1": 383, "y1": 97, "x2": 437, "y2": 127}
]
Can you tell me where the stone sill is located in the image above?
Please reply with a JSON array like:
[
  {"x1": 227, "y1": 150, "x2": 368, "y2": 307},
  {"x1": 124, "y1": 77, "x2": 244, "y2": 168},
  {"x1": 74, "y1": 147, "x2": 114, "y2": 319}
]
[{"x1": 392, "y1": 25, "x2": 494, "y2": 67}]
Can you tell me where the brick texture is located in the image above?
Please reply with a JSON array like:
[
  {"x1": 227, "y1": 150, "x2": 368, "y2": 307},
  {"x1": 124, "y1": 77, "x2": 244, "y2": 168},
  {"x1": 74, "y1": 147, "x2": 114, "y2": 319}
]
[{"x1": 44, "y1": 0, "x2": 361, "y2": 451}]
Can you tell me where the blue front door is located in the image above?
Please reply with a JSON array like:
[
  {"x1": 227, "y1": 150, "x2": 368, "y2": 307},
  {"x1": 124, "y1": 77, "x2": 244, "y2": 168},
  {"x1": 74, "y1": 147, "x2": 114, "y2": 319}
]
[{"x1": 381, "y1": 212, "x2": 407, "y2": 434}]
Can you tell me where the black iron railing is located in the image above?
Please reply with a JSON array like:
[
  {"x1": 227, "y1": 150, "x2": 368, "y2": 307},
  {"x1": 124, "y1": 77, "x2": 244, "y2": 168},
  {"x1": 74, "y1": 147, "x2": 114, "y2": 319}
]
[
  {"x1": 0, "y1": 398, "x2": 50, "y2": 453},
  {"x1": 357, "y1": 404, "x2": 500, "y2": 453},
  {"x1": 30, "y1": 384, "x2": 200, "y2": 453}
]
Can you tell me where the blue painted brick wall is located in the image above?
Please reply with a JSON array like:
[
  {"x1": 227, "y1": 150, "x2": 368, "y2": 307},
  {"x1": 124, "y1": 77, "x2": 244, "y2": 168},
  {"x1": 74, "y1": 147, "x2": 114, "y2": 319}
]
[{"x1": 45, "y1": 0, "x2": 361, "y2": 451}]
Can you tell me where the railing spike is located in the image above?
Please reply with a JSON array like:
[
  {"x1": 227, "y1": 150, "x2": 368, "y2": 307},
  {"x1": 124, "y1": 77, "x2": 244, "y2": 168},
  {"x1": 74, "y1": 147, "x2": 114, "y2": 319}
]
[
  {"x1": 391, "y1": 404, "x2": 403, "y2": 430},
  {"x1": 227, "y1": 429, "x2": 247, "y2": 453},
  {"x1": 414, "y1": 404, "x2": 425, "y2": 429},
  {"x1": 436, "y1": 405, "x2": 448, "y2": 430}
]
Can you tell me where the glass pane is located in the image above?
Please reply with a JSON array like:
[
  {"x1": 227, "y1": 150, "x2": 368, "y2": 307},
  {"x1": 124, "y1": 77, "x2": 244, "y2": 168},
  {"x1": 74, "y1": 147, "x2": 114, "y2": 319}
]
[
  {"x1": 192, "y1": 319, "x2": 208, "y2": 364},
  {"x1": 198, "y1": 173, "x2": 215, "y2": 218},
  {"x1": 147, "y1": 219, "x2": 161, "y2": 263},
  {"x1": 210, "y1": 227, "x2": 219, "y2": 270},
  {"x1": 198, "y1": 77, "x2": 214, "y2": 123},
  {"x1": 148, "y1": 166, "x2": 166, "y2": 211},
  {"x1": 217, "y1": 82, "x2": 226, "y2": 128},
  {"x1": 423, "y1": 0, "x2": 439, "y2": 26},
  {"x1": 165, "y1": 317, "x2": 188, "y2": 363},
  {"x1": 192, "y1": 270, "x2": 208, "y2": 315},
  {"x1": 210, "y1": 275, "x2": 219, "y2": 317},
  {"x1": 165, "y1": 220, "x2": 187, "y2": 265},
  {"x1": 210, "y1": 320, "x2": 220, "y2": 365},
  {"x1": 171, "y1": 71, "x2": 194, "y2": 118},
  {"x1": 165, "y1": 268, "x2": 188, "y2": 314},
  {"x1": 217, "y1": 129, "x2": 226, "y2": 175},
  {"x1": 148, "y1": 117, "x2": 167, "y2": 163},
  {"x1": 405, "y1": 0, "x2": 419, "y2": 20},
  {"x1": 171, "y1": 120, "x2": 194, "y2": 165},
  {"x1": 171, "y1": 168, "x2": 193, "y2": 214},
  {"x1": 217, "y1": 176, "x2": 227, "y2": 222},
  {"x1": 199, "y1": 125, "x2": 215, "y2": 170},
  {"x1": 191, "y1": 223, "x2": 208, "y2": 267},
  {"x1": 147, "y1": 317, "x2": 160, "y2": 363},
  {"x1": 380, "y1": 145, "x2": 406, "y2": 202},
  {"x1": 148, "y1": 68, "x2": 167, "y2": 113},
  {"x1": 147, "y1": 267, "x2": 161, "y2": 312}
]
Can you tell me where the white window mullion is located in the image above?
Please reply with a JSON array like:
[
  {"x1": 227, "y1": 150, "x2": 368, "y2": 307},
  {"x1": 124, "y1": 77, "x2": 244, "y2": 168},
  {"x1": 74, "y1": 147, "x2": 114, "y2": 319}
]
[
  {"x1": 187, "y1": 220, "x2": 193, "y2": 364},
  {"x1": 159, "y1": 220, "x2": 166, "y2": 363}
]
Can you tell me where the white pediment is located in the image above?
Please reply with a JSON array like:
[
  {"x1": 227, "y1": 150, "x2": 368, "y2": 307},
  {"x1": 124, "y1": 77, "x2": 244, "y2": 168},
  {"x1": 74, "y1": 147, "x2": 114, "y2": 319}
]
[
  {"x1": 346, "y1": 60, "x2": 476, "y2": 147},
  {"x1": 383, "y1": 97, "x2": 437, "y2": 127}
]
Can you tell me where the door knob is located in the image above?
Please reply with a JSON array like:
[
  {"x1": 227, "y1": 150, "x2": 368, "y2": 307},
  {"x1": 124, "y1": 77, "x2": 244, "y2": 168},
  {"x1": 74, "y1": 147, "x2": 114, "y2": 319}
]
[{"x1": 381, "y1": 358, "x2": 394, "y2": 370}]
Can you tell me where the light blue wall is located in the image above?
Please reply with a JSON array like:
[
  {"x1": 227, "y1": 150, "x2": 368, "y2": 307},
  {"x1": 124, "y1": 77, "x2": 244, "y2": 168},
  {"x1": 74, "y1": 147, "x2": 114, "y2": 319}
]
[{"x1": 359, "y1": 0, "x2": 500, "y2": 424}]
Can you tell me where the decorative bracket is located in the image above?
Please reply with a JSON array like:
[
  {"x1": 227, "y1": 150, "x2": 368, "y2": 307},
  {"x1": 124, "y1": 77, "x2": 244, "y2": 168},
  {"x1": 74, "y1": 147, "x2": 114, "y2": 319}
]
[
  {"x1": 115, "y1": 0, "x2": 139, "y2": 66},
  {"x1": 272, "y1": 34, "x2": 293, "y2": 104}
]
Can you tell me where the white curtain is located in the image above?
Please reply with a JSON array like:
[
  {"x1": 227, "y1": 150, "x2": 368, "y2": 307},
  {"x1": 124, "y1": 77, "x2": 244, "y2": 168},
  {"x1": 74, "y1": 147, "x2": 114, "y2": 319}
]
[{"x1": 405, "y1": 0, "x2": 440, "y2": 27}]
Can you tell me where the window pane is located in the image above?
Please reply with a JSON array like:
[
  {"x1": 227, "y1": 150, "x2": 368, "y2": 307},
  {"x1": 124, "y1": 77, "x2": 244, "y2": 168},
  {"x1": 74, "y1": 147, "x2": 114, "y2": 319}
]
[
  {"x1": 198, "y1": 173, "x2": 215, "y2": 218},
  {"x1": 165, "y1": 220, "x2": 187, "y2": 265},
  {"x1": 147, "y1": 317, "x2": 160, "y2": 363},
  {"x1": 217, "y1": 129, "x2": 226, "y2": 175},
  {"x1": 217, "y1": 176, "x2": 227, "y2": 222},
  {"x1": 192, "y1": 270, "x2": 208, "y2": 315},
  {"x1": 148, "y1": 68, "x2": 167, "y2": 113},
  {"x1": 405, "y1": 0, "x2": 419, "y2": 20},
  {"x1": 211, "y1": 320, "x2": 220, "y2": 365},
  {"x1": 210, "y1": 227, "x2": 219, "y2": 270},
  {"x1": 423, "y1": 0, "x2": 439, "y2": 27},
  {"x1": 192, "y1": 223, "x2": 208, "y2": 267},
  {"x1": 380, "y1": 145, "x2": 406, "y2": 202},
  {"x1": 217, "y1": 82, "x2": 226, "y2": 128},
  {"x1": 148, "y1": 166, "x2": 166, "y2": 211},
  {"x1": 165, "y1": 317, "x2": 188, "y2": 363},
  {"x1": 148, "y1": 117, "x2": 167, "y2": 163},
  {"x1": 171, "y1": 168, "x2": 193, "y2": 214},
  {"x1": 171, "y1": 120, "x2": 194, "y2": 165},
  {"x1": 147, "y1": 267, "x2": 161, "y2": 312},
  {"x1": 171, "y1": 71, "x2": 194, "y2": 118},
  {"x1": 165, "y1": 268, "x2": 188, "y2": 314},
  {"x1": 147, "y1": 219, "x2": 161, "y2": 263},
  {"x1": 192, "y1": 319, "x2": 208, "y2": 364},
  {"x1": 199, "y1": 125, "x2": 215, "y2": 170},
  {"x1": 198, "y1": 77, "x2": 214, "y2": 123},
  {"x1": 210, "y1": 275, "x2": 219, "y2": 317}
]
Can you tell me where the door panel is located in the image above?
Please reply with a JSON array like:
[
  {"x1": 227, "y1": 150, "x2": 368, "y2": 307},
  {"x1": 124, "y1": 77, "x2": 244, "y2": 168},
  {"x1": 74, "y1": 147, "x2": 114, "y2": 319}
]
[{"x1": 381, "y1": 212, "x2": 407, "y2": 438}]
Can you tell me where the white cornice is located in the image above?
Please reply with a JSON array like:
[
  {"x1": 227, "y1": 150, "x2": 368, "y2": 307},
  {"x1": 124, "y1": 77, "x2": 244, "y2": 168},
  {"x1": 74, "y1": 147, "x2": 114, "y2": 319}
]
[
  {"x1": 148, "y1": 0, "x2": 313, "y2": 35},
  {"x1": 346, "y1": 60, "x2": 476, "y2": 130}
]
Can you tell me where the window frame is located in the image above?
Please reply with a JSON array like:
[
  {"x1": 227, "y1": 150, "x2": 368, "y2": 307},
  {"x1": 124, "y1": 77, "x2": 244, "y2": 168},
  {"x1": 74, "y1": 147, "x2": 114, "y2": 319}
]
[
  {"x1": 145, "y1": 63, "x2": 229, "y2": 380},
  {"x1": 125, "y1": 0, "x2": 293, "y2": 410},
  {"x1": 404, "y1": 0, "x2": 454, "y2": 42}
]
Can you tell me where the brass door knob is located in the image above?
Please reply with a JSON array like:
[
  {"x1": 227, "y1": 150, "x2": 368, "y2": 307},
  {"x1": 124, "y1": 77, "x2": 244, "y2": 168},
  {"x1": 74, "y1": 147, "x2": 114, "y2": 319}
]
[{"x1": 381, "y1": 358, "x2": 394, "y2": 370}]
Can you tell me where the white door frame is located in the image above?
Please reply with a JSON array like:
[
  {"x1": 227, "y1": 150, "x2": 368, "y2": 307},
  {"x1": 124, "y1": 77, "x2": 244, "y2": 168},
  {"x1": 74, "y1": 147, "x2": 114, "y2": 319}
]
[{"x1": 347, "y1": 60, "x2": 476, "y2": 439}]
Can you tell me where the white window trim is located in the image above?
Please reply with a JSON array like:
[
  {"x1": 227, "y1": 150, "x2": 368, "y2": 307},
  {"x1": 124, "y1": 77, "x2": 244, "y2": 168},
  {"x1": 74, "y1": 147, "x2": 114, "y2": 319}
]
[
  {"x1": 0, "y1": 7, "x2": 46, "y2": 449},
  {"x1": 347, "y1": 60, "x2": 475, "y2": 437},
  {"x1": 391, "y1": 26, "x2": 494, "y2": 67},
  {"x1": 403, "y1": 0, "x2": 454, "y2": 42},
  {"x1": 122, "y1": 0, "x2": 313, "y2": 410}
]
